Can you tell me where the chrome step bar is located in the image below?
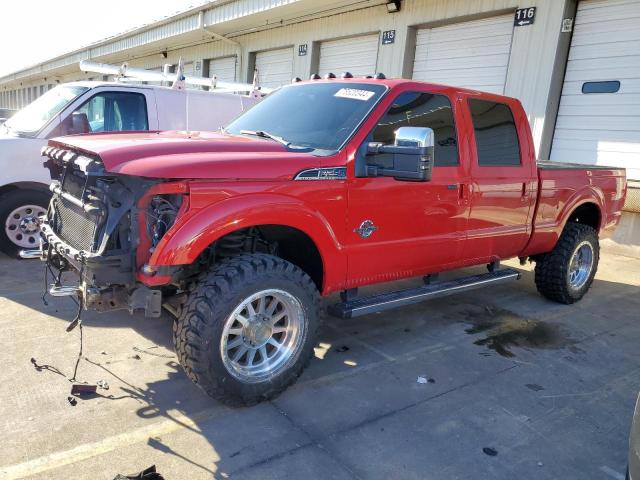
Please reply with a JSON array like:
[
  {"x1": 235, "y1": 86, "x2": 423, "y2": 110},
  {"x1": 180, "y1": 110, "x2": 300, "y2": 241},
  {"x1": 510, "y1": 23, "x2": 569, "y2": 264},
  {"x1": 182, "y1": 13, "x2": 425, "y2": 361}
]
[
  {"x1": 49, "y1": 285, "x2": 82, "y2": 297},
  {"x1": 19, "y1": 249, "x2": 42, "y2": 260},
  {"x1": 328, "y1": 268, "x2": 521, "y2": 319}
]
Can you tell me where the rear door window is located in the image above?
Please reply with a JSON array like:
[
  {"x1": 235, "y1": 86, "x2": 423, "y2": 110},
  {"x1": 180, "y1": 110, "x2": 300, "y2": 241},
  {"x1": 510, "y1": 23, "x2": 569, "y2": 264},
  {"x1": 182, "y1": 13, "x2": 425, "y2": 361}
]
[{"x1": 468, "y1": 99, "x2": 520, "y2": 166}]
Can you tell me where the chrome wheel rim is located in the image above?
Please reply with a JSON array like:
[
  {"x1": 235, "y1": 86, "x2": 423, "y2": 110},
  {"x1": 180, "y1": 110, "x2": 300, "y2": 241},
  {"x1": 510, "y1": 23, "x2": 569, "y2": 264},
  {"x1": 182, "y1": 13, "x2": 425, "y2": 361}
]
[
  {"x1": 221, "y1": 289, "x2": 306, "y2": 383},
  {"x1": 4, "y1": 204, "x2": 46, "y2": 248},
  {"x1": 568, "y1": 241, "x2": 594, "y2": 290}
]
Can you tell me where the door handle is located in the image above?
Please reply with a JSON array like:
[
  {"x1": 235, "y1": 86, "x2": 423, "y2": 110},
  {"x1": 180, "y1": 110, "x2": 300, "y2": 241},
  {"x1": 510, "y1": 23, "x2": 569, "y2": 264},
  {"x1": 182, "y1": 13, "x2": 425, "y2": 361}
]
[{"x1": 521, "y1": 182, "x2": 528, "y2": 202}]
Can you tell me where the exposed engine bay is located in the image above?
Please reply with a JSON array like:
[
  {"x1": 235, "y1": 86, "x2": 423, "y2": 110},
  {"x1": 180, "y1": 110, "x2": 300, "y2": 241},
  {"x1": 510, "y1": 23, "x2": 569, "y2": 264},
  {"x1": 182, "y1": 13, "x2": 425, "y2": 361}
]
[
  {"x1": 39, "y1": 146, "x2": 181, "y2": 317},
  {"x1": 37, "y1": 145, "x2": 276, "y2": 319}
]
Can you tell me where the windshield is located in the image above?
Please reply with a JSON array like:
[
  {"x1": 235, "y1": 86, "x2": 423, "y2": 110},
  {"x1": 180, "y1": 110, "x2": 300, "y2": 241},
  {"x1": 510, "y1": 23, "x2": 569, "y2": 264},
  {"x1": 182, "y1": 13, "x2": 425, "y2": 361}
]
[
  {"x1": 225, "y1": 82, "x2": 387, "y2": 153},
  {"x1": 5, "y1": 85, "x2": 89, "y2": 135}
]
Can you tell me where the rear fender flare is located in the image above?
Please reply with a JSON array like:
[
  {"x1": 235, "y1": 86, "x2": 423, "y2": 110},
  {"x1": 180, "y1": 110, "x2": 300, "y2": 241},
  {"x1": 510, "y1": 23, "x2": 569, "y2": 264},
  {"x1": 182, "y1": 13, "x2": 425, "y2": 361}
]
[{"x1": 558, "y1": 186, "x2": 604, "y2": 232}]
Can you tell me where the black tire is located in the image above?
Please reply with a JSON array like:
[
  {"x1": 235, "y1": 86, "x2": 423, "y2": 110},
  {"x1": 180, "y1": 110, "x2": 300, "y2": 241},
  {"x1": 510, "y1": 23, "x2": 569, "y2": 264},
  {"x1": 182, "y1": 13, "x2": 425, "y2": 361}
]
[
  {"x1": 534, "y1": 223, "x2": 599, "y2": 304},
  {"x1": 0, "y1": 189, "x2": 50, "y2": 257},
  {"x1": 173, "y1": 253, "x2": 320, "y2": 406}
]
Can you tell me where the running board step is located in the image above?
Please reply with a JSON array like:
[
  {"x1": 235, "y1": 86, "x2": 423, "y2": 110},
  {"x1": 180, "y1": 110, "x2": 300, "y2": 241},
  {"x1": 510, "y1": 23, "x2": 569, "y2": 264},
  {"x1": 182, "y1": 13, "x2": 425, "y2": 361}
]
[{"x1": 328, "y1": 268, "x2": 521, "y2": 319}]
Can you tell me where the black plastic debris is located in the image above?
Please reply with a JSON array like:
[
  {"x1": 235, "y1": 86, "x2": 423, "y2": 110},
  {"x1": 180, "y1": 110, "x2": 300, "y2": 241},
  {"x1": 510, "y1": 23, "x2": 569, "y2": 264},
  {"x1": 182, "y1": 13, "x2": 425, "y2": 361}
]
[
  {"x1": 71, "y1": 384, "x2": 97, "y2": 396},
  {"x1": 67, "y1": 396, "x2": 77, "y2": 406},
  {"x1": 335, "y1": 346, "x2": 350, "y2": 353},
  {"x1": 483, "y1": 447, "x2": 498, "y2": 457},
  {"x1": 113, "y1": 465, "x2": 165, "y2": 480}
]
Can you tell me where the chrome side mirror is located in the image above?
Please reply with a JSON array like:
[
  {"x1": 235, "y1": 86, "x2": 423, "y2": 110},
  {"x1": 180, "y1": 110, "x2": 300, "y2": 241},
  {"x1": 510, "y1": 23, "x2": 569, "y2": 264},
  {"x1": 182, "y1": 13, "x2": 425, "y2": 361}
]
[{"x1": 394, "y1": 126, "x2": 434, "y2": 148}]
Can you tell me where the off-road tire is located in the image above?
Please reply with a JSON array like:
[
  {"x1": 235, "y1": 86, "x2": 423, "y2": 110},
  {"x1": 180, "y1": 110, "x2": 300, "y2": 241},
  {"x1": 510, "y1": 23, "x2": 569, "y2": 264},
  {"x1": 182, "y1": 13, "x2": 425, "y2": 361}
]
[
  {"x1": 173, "y1": 253, "x2": 320, "y2": 406},
  {"x1": 534, "y1": 223, "x2": 599, "y2": 304},
  {"x1": 0, "y1": 189, "x2": 50, "y2": 257}
]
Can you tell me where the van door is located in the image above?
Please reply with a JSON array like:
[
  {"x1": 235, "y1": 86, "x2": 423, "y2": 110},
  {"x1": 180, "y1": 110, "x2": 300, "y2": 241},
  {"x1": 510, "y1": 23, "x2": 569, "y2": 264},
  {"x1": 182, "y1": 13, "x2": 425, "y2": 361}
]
[{"x1": 48, "y1": 87, "x2": 157, "y2": 137}]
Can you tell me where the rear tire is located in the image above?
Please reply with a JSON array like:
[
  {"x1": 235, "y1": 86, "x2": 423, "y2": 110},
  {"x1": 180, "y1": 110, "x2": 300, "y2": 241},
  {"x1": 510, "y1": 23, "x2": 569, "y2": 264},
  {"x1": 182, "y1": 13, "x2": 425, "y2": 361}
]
[
  {"x1": 534, "y1": 223, "x2": 599, "y2": 304},
  {"x1": 173, "y1": 253, "x2": 320, "y2": 406},
  {"x1": 0, "y1": 189, "x2": 50, "y2": 257}
]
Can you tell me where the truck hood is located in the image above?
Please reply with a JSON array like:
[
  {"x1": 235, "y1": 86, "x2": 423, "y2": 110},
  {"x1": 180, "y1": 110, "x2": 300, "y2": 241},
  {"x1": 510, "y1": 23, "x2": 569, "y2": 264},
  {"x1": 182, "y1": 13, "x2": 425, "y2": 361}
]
[{"x1": 48, "y1": 131, "x2": 321, "y2": 180}]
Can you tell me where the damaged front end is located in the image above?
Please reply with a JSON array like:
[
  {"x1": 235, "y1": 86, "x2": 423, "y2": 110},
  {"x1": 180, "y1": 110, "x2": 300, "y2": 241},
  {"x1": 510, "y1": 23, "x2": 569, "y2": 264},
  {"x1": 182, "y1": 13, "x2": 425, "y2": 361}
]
[{"x1": 33, "y1": 145, "x2": 186, "y2": 317}]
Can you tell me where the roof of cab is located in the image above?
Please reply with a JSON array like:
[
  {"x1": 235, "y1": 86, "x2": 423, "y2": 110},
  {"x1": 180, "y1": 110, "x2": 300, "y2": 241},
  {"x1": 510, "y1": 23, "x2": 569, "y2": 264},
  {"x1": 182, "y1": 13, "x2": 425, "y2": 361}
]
[{"x1": 289, "y1": 76, "x2": 518, "y2": 102}]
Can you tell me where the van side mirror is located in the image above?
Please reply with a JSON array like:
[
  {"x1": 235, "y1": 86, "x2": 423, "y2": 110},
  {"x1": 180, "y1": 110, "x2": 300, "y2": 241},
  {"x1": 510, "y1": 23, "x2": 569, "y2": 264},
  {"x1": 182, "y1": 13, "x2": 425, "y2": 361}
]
[
  {"x1": 61, "y1": 112, "x2": 91, "y2": 135},
  {"x1": 366, "y1": 127, "x2": 434, "y2": 181}
]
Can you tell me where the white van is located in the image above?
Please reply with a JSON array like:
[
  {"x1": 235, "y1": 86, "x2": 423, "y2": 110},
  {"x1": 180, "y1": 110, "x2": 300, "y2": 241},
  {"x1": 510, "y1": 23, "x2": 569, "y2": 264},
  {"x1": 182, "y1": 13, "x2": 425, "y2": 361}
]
[{"x1": 0, "y1": 81, "x2": 260, "y2": 256}]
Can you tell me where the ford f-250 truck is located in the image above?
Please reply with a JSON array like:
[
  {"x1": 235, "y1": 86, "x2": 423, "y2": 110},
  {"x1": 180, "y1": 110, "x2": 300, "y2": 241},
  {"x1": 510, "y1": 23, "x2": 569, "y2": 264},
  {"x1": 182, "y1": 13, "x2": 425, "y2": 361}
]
[{"x1": 33, "y1": 76, "x2": 626, "y2": 405}]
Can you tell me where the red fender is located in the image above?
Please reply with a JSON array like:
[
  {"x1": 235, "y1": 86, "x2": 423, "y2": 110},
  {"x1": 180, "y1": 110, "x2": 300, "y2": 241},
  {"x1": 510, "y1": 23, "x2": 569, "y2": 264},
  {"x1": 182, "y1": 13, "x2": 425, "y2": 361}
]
[
  {"x1": 523, "y1": 185, "x2": 605, "y2": 257},
  {"x1": 146, "y1": 193, "x2": 347, "y2": 294}
]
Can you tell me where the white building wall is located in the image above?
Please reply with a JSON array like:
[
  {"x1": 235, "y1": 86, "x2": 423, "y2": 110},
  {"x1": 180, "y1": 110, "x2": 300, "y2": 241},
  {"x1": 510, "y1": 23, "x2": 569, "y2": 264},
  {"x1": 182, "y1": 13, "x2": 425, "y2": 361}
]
[{"x1": 0, "y1": 0, "x2": 569, "y2": 157}]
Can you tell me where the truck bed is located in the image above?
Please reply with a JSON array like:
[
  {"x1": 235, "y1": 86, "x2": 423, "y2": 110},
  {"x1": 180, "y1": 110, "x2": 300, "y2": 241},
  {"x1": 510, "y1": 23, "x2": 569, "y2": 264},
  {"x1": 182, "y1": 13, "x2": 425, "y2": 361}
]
[{"x1": 524, "y1": 161, "x2": 626, "y2": 256}]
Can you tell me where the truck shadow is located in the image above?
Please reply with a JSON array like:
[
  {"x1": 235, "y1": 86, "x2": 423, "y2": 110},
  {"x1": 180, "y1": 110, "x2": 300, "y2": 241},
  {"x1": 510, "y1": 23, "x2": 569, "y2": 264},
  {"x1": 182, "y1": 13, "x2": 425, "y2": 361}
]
[{"x1": 3, "y1": 253, "x2": 640, "y2": 477}]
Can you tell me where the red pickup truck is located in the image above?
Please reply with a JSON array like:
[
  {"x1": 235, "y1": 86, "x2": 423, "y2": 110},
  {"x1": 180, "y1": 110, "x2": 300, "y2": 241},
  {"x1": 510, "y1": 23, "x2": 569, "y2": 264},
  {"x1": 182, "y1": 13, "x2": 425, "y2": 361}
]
[{"x1": 34, "y1": 76, "x2": 626, "y2": 405}]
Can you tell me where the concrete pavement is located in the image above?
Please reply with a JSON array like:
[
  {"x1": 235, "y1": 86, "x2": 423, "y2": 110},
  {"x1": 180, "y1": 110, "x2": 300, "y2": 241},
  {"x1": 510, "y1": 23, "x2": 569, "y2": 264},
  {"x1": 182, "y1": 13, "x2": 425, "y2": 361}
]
[{"x1": 0, "y1": 250, "x2": 638, "y2": 479}]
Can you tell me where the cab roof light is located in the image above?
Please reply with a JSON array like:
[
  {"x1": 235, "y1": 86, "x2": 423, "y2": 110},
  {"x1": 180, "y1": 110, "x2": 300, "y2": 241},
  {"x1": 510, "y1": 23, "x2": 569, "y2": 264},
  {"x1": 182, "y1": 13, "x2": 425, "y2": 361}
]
[
  {"x1": 374, "y1": 72, "x2": 386, "y2": 80},
  {"x1": 324, "y1": 72, "x2": 336, "y2": 79},
  {"x1": 341, "y1": 72, "x2": 353, "y2": 78},
  {"x1": 309, "y1": 73, "x2": 321, "y2": 80},
  {"x1": 292, "y1": 77, "x2": 302, "y2": 83}
]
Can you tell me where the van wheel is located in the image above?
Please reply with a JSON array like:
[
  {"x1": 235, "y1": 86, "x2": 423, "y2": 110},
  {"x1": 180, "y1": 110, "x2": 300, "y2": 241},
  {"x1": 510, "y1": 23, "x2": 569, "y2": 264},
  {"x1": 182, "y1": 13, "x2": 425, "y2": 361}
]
[
  {"x1": 174, "y1": 253, "x2": 320, "y2": 406},
  {"x1": 534, "y1": 223, "x2": 599, "y2": 304},
  {"x1": 0, "y1": 189, "x2": 50, "y2": 257}
]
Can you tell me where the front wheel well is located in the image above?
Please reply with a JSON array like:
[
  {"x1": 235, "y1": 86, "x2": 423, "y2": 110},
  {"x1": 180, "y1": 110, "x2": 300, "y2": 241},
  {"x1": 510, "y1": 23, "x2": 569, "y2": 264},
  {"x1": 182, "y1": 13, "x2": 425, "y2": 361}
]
[
  {"x1": 566, "y1": 202, "x2": 601, "y2": 231},
  {"x1": 193, "y1": 225, "x2": 324, "y2": 291}
]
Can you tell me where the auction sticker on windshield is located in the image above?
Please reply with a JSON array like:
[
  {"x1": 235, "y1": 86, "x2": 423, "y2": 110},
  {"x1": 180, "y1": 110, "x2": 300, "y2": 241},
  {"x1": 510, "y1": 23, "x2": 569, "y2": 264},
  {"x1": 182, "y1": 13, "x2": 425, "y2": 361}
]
[{"x1": 334, "y1": 88, "x2": 376, "y2": 101}]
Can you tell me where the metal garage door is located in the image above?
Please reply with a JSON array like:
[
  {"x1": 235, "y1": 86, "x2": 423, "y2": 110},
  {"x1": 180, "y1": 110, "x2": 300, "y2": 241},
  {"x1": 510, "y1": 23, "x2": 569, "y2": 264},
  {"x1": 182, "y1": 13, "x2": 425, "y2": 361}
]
[
  {"x1": 183, "y1": 62, "x2": 195, "y2": 78},
  {"x1": 412, "y1": 14, "x2": 514, "y2": 94},
  {"x1": 550, "y1": 0, "x2": 640, "y2": 180},
  {"x1": 255, "y1": 48, "x2": 293, "y2": 89},
  {"x1": 318, "y1": 34, "x2": 379, "y2": 77},
  {"x1": 207, "y1": 56, "x2": 236, "y2": 83}
]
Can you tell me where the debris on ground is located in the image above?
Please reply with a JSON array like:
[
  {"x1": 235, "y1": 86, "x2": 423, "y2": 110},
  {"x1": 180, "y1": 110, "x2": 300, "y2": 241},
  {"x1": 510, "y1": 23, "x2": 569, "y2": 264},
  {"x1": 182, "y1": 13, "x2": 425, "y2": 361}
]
[
  {"x1": 67, "y1": 396, "x2": 77, "y2": 406},
  {"x1": 525, "y1": 383, "x2": 544, "y2": 392},
  {"x1": 113, "y1": 464, "x2": 165, "y2": 480},
  {"x1": 133, "y1": 346, "x2": 175, "y2": 359},
  {"x1": 483, "y1": 447, "x2": 498, "y2": 456},
  {"x1": 97, "y1": 380, "x2": 110, "y2": 390},
  {"x1": 335, "y1": 345, "x2": 350, "y2": 353},
  {"x1": 70, "y1": 384, "x2": 97, "y2": 397},
  {"x1": 417, "y1": 376, "x2": 428, "y2": 384},
  {"x1": 130, "y1": 354, "x2": 142, "y2": 360},
  {"x1": 30, "y1": 357, "x2": 66, "y2": 378}
]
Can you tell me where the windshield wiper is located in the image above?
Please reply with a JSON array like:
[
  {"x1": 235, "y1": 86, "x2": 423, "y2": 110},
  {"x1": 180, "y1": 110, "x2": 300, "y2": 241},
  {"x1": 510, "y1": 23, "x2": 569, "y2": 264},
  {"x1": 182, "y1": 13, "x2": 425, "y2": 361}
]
[
  {"x1": 240, "y1": 129, "x2": 291, "y2": 147},
  {"x1": 238, "y1": 129, "x2": 314, "y2": 152}
]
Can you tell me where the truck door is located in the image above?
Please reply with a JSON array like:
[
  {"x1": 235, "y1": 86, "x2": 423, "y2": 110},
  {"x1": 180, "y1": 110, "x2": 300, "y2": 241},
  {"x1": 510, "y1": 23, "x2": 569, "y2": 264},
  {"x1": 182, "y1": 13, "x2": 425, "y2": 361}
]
[
  {"x1": 346, "y1": 89, "x2": 470, "y2": 287},
  {"x1": 462, "y1": 98, "x2": 537, "y2": 262}
]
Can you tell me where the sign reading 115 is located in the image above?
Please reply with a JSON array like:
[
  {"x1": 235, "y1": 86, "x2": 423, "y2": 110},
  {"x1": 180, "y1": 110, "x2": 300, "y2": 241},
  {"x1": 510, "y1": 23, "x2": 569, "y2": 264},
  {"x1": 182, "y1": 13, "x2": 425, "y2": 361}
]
[{"x1": 382, "y1": 30, "x2": 396, "y2": 45}]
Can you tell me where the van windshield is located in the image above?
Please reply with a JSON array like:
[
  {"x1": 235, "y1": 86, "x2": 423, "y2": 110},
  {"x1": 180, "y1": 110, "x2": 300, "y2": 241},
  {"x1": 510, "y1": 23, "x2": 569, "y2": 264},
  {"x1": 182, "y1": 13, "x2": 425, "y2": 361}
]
[
  {"x1": 5, "y1": 85, "x2": 89, "y2": 136},
  {"x1": 225, "y1": 82, "x2": 387, "y2": 154}
]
